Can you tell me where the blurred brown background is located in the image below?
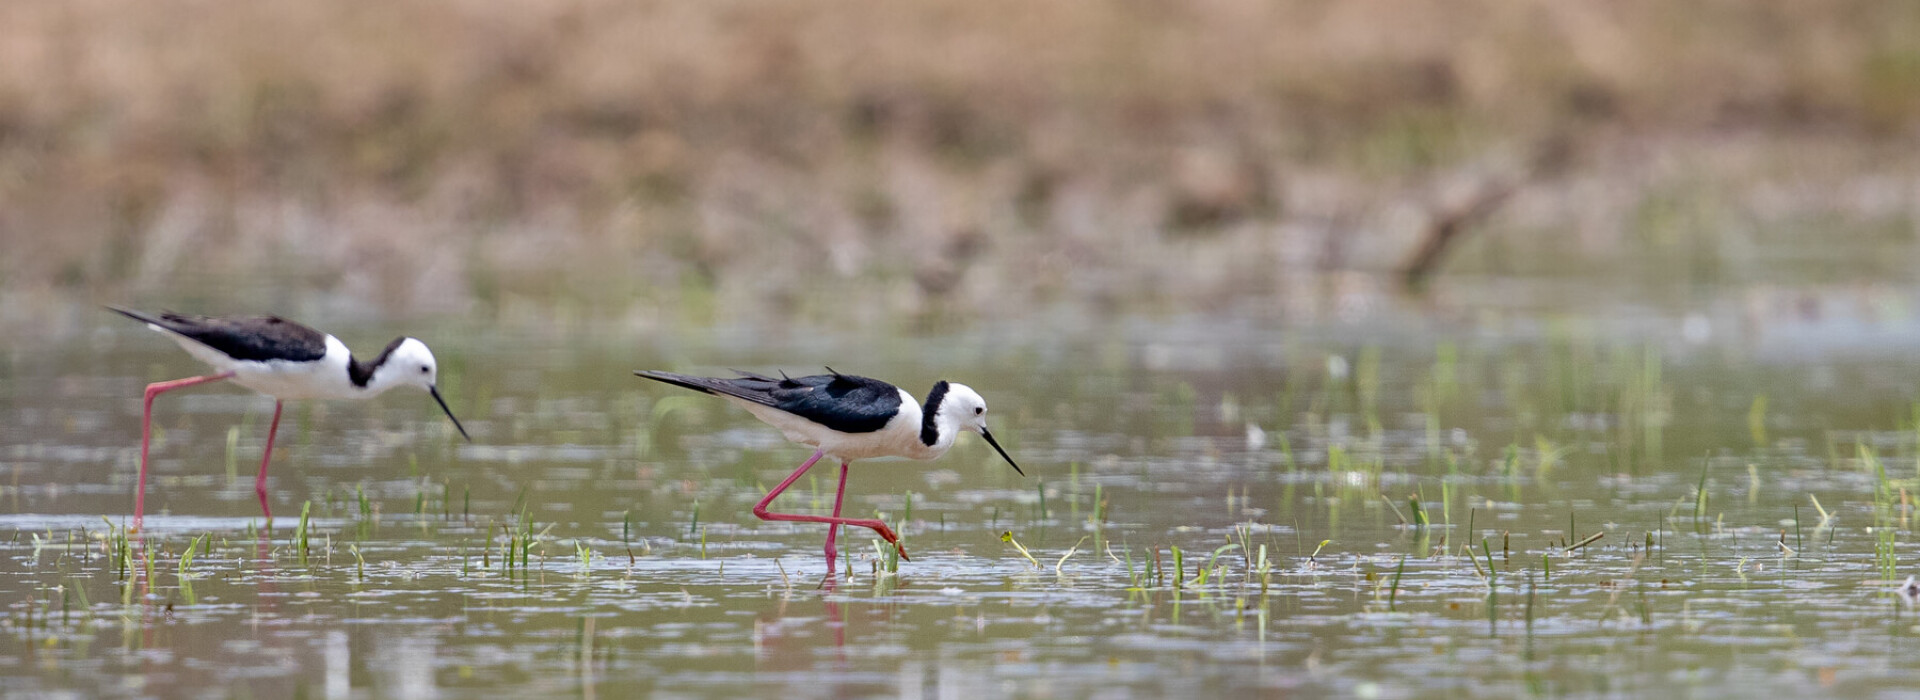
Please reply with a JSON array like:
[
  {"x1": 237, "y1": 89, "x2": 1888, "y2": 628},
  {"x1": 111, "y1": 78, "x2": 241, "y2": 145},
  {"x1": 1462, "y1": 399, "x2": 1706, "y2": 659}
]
[{"x1": 3, "y1": 0, "x2": 1917, "y2": 331}]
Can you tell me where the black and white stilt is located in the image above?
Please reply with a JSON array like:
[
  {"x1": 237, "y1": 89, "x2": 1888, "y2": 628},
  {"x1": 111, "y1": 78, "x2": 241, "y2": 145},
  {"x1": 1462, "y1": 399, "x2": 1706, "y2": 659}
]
[
  {"x1": 111, "y1": 307, "x2": 470, "y2": 530},
  {"x1": 634, "y1": 368, "x2": 1023, "y2": 568}
]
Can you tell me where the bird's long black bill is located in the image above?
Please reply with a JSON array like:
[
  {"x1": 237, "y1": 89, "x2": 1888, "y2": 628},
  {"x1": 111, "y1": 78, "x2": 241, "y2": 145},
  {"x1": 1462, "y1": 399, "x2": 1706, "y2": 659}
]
[
  {"x1": 429, "y1": 386, "x2": 471, "y2": 441},
  {"x1": 981, "y1": 428, "x2": 1024, "y2": 476}
]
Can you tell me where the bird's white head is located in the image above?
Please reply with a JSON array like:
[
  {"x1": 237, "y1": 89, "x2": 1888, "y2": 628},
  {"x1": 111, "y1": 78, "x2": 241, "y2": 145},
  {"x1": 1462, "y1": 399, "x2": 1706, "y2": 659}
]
[
  {"x1": 369, "y1": 338, "x2": 441, "y2": 392},
  {"x1": 941, "y1": 383, "x2": 992, "y2": 433},
  {"x1": 929, "y1": 382, "x2": 1023, "y2": 476},
  {"x1": 365, "y1": 337, "x2": 470, "y2": 440}
]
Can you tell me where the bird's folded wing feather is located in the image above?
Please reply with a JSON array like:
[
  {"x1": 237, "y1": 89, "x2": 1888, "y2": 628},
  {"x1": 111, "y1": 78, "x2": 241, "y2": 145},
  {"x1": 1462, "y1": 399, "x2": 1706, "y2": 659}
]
[{"x1": 110, "y1": 307, "x2": 327, "y2": 362}]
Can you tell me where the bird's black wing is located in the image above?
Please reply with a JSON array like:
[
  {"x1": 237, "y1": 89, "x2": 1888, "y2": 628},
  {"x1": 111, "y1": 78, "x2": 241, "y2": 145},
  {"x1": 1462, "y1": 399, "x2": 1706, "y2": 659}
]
[
  {"x1": 109, "y1": 306, "x2": 329, "y2": 362},
  {"x1": 635, "y1": 370, "x2": 903, "y2": 434},
  {"x1": 634, "y1": 370, "x2": 783, "y2": 407},
  {"x1": 766, "y1": 373, "x2": 903, "y2": 434}
]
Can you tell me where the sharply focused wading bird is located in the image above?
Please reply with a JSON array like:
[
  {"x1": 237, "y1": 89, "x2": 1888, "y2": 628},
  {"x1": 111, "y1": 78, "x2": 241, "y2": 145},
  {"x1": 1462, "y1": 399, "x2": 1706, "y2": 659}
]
[
  {"x1": 634, "y1": 368, "x2": 1024, "y2": 567},
  {"x1": 111, "y1": 307, "x2": 470, "y2": 530}
]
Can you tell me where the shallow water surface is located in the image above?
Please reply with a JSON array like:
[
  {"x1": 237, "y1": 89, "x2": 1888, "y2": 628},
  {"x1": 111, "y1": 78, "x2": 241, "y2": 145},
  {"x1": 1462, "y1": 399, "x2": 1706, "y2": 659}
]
[{"x1": 6, "y1": 288, "x2": 1920, "y2": 698}]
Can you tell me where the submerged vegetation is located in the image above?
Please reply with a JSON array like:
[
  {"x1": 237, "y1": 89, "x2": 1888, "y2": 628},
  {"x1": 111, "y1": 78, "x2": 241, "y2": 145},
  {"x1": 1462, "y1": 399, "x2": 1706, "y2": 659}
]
[{"x1": 8, "y1": 314, "x2": 1920, "y2": 695}]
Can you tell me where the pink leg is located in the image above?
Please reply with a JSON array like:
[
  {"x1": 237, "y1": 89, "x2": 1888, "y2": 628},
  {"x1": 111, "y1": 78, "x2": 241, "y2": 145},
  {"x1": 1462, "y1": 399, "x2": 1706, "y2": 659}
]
[
  {"x1": 754, "y1": 451, "x2": 908, "y2": 564},
  {"x1": 135, "y1": 372, "x2": 235, "y2": 531},
  {"x1": 256, "y1": 401, "x2": 284, "y2": 523},
  {"x1": 822, "y1": 461, "x2": 852, "y2": 569}
]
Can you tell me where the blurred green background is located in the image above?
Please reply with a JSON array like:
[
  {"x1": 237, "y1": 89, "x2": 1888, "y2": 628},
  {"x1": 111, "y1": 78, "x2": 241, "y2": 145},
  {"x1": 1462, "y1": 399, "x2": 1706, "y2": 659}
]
[{"x1": 3, "y1": 0, "x2": 1917, "y2": 332}]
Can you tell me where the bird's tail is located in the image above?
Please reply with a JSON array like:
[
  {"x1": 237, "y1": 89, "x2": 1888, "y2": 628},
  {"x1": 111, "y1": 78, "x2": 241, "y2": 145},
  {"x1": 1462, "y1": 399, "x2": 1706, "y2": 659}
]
[
  {"x1": 106, "y1": 305, "x2": 166, "y2": 327},
  {"x1": 633, "y1": 370, "x2": 721, "y2": 396}
]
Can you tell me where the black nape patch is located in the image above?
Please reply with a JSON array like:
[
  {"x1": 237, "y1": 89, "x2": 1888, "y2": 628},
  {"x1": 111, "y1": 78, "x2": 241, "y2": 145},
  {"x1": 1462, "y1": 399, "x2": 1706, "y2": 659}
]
[
  {"x1": 348, "y1": 337, "x2": 412, "y2": 388},
  {"x1": 919, "y1": 381, "x2": 951, "y2": 447}
]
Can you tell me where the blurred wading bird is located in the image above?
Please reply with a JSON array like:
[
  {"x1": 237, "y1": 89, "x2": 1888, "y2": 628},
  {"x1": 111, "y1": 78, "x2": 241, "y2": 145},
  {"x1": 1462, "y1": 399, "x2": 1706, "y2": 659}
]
[
  {"x1": 634, "y1": 368, "x2": 1024, "y2": 568},
  {"x1": 110, "y1": 307, "x2": 470, "y2": 530}
]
